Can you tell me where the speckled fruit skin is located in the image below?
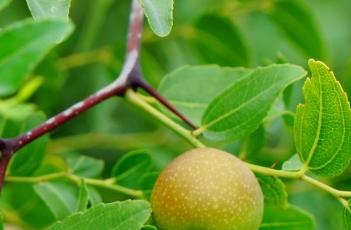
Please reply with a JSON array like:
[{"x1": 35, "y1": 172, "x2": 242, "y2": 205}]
[{"x1": 151, "y1": 148, "x2": 264, "y2": 230}]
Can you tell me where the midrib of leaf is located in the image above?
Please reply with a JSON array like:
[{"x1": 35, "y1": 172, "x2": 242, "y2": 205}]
[
  {"x1": 308, "y1": 80, "x2": 348, "y2": 170},
  {"x1": 203, "y1": 71, "x2": 280, "y2": 130},
  {"x1": 304, "y1": 74, "x2": 323, "y2": 166}
]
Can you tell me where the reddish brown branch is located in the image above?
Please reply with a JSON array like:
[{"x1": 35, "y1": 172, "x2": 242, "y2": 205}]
[{"x1": 0, "y1": 0, "x2": 195, "y2": 190}]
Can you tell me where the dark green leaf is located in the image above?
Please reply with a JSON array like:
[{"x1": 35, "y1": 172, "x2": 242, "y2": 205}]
[
  {"x1": 112, "y1": 149, "x2": 154, "y2": 189},
  {"x1": 267, "y1": 0, "x2": 326, "y2": 59},
  {"x1": 140, "y1": 0, "x2": 173, "y2": 37},
  {"x1": 294, "y1": 60, "x2": 351, "y2": 176},
  {"x1": 76, "y1": 180, "x2": 89, "y2": 212},
  {"x1": 245, "y1": 125, "x2": 265, "y2": 160},
  {"x1": 158, "y1": 65, "x2": 251, "y2": 125},
  {"x1": 139, "y1": 172, "x2": 159, "y2": 199},
  {"x1": 194, "y1": 14, "x2": 250, "y2": 66},
  {"x1": 0, "y1": 213, "x2": 3, "y2": 230},
  {"x1": 9, "y1": 112, "x2": 49, "y2": 176},
  {"x1": 260, "y1": 204, "x2": 315, "y2": 229},
  {"x1": 34, "y1": 182, "x2": 78, "y2": 220},
  {"x1": 256, "y1": 174, "x2": 288, "y2": 208},
  {"x1": 201, "y1": 64, "x2": 306, "y2": 141},
  {"x1": 26, "y1": 0, "x2": 71, "y2": 20},
  {"x1": 0, "y1": 19, "x2": 73, "y2": 96},
  {"x1": 49, "y1": 200, "x2": 151, "y2": 230}
]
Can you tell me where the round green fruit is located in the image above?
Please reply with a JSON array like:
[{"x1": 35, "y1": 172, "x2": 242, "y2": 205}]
[{"x1": 151, "y1": 147, "x2": 264, "y2": 230}]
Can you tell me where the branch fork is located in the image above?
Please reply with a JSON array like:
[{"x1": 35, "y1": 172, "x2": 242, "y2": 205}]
[{"x1": 0, "y1": 0, "x2": 195, "y2": 190}]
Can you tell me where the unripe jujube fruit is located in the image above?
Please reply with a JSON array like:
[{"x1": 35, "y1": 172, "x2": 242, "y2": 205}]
[{"x1": 151, "y1": 148, "x2": 263, "y2": 230}]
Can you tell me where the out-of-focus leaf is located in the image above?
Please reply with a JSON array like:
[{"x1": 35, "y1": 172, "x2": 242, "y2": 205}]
[
  {"x1": 2, "y1": 184, "x2": 56, "y2": 228},
  {"x1": 0, "y1": 0, "x2": 11, "y2": 11},
  {"x1": 8, "y1": 112, "x2": 49, "y2": 176},
  {"x1": 260, "y1": 204, "x2": 315, "y2": 229},
  {"x1": 158, "y1": 65, "x2": 251, "y2": 125},
  {"x1": 139, "y1": 172, "x2": 159, "y2": 199},
  {"x1": 294, "y1": 60, "x2": 351, "y2": 177},
  {"x1": 0, "y1": 19, "x2": 73, "y2": 97},
  {"x1": 140, "y1": 0, "x2": 173, "y2": 37},
  {"x1": 49, "y1": 200, "x2": 151, "y2": 230},
  {"x1": 112, "y1": 149, "x2": 154, "y2": 189},
  {"x1": 0, "y1": 213, "x2": 3, "y2": 230},
  {"x1": 76, "y1": 180, "x2": 89, "y2": 212},
  {"x1": 256, "y1": 175, "x2": 288, "y2": 208},
  {"x1": 86, "y1": 186, "x2": 102, "y2": 206},
  {"x1": 142, "y1": 225, "x2": 157, "y2": 230},
  {"x1": 26, "y1": 0, "x2": 71, "y2": 20},
  {"x1": 201, "y1": 64, "x2": 306, "y2": 141},
  {"x1": 282, "y1": 154, "x2": 303, "y2": 171},
  {"x1": 343, "y1": 200, "x2": 351, "y2": 230},
  {"x1": 194, "y1": 14, "x2": 250, "y2": 66},
  {"x1": 34, "y1": 182, "x2": 78, "y2": 220},
  {"x1": 65, "y1": 154, "x2": 104, "y2": 178},
  {"x1": 267, "y1": 0, "x2": 326, "y2": 60},
  {"x1": 245, "y1": 125, "x2": 265, "y2": 160}
]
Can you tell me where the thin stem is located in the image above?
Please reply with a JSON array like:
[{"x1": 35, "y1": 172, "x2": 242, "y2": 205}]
[
  {"x1": 245, "y1": 163, "x2": 303, "y2": 179},
  {"x1": 6, "y1": 172, "x2": 143, "y2": 198},
  {"x1": 246, "y1": 162, "x2": 351, "y2": 199},
  {"x1": 125, "y1": 90, "x2": 205, "y2": 148}
]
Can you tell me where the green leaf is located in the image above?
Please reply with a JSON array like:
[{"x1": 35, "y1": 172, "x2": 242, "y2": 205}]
[
  {"x1": 9, "y1": 112, "x2": 49, "y2": 176},
  {"x1": 245, "y1": 125, "x2": 265, "y2": 160},
  {"x1": 112, "y1": 149, "x2": 154, "y2": 189},
  {"x1": 282, "y1": 154, "x2": 303, "y2": 171},
  {"x1": 86, "y1": 186, "x2": 102, "y2": 206},
  {"x1": 0, "y1": 19, "x2": 73, "y2": 97},
  {"x1": 142, "y1": 225, "x2": 157, "y2": 230},
  {"x1": 256, "y1": 175, "x2": 288, "y2": 208},
  {"x1": 34, "y1": 182, "x2": 78, "y2": 220},
  {"x1": 139, "y1": 172, "x2": 159, "y2": 199},
  {"x1": 343, "y1": 200, "x2": 351, "y2": 230},
  {"x1": 201, "y1": 64, "x2": 306, "y2": 141},
  {"x1": 260, "y1": 204, "x2": 315, "y2": 229},
  {"x1": 0, "y1": 213, "x2": 3, "y2": 230},
  {"x1": 267, "y1": 0, "x2": 326, "y2": 60},
  {"x1": 2, "y1": 184, "x2": 56, "y2": 228},
  {"x1": 294, "y1": 60, "x2": 351, "y2": 176},
  {"x1": 76, "y1": 180, "x2": 89, "y2": 212},
  {"x1": 140, "y1": 0, "x2": 173, "y2": 37},
  {"x1": 26, "y1": 0, "x2": 71, "y2": 20},
  {"x1": 0, "y1": 0, "x2": 11, "y2": 11},
  {"x1": 194, "y1": 14, "x2": 250, "y2": 66},
  {"x1": 49, "y1": 200, "x2": 151, "y2": 230},
  {"x1": 159, "y1": 65, "x2": 251, "y2": 125},
  {"x1": 65, "y1": 154, "x2": 104, "y2": 178}
]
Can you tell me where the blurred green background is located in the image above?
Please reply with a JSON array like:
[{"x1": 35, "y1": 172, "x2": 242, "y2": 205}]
[{"x1": 1, "y1": 0, "x2": 351, "y2": 229}]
